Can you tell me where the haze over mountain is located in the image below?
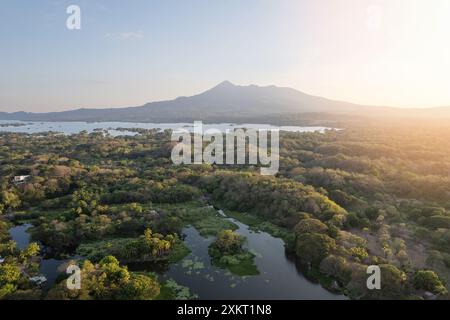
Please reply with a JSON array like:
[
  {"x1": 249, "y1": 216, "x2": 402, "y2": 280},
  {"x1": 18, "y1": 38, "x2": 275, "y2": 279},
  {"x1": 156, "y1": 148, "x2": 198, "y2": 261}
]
[{"x1": 1, "y1": 81, "x2": 449, "y2": 125}]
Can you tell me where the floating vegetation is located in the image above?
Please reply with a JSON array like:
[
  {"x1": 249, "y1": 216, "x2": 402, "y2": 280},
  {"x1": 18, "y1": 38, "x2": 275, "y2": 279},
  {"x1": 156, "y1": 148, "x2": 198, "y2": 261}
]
[
  {"x1": 204, "y1": 274, "x2": 215, "y2": 282},
  {"x1": 208, "y1": 230, "x2": 260, "y2": 277},
  {"x1": 181, "y1": 257, "x2": 206, "y2": 277},
  {"x1": 162, "y1": 279, "x2": 198, "y2": 300},
  {"x1": 248, "y1": 248, "x2": 262, "y2": 259}
]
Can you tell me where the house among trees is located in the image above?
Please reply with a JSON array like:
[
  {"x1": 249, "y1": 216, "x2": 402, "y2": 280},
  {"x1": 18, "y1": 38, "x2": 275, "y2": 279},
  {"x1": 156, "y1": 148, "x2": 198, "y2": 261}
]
[
  {"x1": 29, "y1": 275, "x2": 47, "y2": 286},
  {"x1": 12, "y1": 175, "x2": 30, "y2": 184}
]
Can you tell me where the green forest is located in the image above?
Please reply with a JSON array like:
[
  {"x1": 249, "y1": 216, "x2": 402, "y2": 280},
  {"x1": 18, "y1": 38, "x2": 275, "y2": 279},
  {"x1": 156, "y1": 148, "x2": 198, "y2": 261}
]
[{"x1": 1, "y1": 122, "x2": 450, "y2": 300}]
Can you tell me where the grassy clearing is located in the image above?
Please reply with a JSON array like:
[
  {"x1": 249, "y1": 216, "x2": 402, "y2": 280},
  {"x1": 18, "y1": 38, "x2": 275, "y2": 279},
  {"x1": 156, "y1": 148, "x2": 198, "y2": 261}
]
[
  {"x1": 209, "y1": 243, "x2": 260, "y2": 277},
  {"x1": 156, "y1": 279, "x2": 198, "y2": 300},
  {"x1": 210, "y1": 251, "x2": 260, "y2": 276},
  {"x1": 77, "y1": 237, "x2": 134, "y2": 261},
  {"x1": 156, "y1": 283, "x2": 176, "y2": 300},
  {"x1": 156, "y1": 201, "x2": 238, "y2": 237},
  {"x1": 224, "y1": 210, "x2": 296, "y2": 249},
  {"x1": 224, "y1": 210, "x2": 263, "y2": 227},
  {"x1": 12, "y1": 207, "x2": 74, "y2": 225},
  {"x1": 168, "y1": 241, "x2": 191, "y2": 263},
  {"x1": 76, "y1": 237, "x2": 190, "y2": 264},
  {"x1": 127, "y1": 271, "x2": 182, "y2": 300},
  {"x1": 223, "y1": 253, "x2": 260, "y2": 276}
]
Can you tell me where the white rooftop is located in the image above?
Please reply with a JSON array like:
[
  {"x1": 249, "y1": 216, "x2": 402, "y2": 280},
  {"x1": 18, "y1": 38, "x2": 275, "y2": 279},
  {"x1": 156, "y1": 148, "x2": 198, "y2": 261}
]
[{"x1": 29, "y1": 275, "x2": 47, "y2": 285}]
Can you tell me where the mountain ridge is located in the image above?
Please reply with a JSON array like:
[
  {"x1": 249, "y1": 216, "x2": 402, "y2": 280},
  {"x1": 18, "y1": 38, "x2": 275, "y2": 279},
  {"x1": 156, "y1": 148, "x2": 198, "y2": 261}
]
[{"x1": 1, "y1": 81, "x2": 449, "y2": 124}]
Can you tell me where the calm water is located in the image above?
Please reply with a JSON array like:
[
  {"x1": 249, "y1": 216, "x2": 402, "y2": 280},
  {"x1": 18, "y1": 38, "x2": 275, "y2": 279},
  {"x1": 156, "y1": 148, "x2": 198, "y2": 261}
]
[
  {"x1": 130, "y1": 213, "x2": 347, "y2": 300},
  {"x1": 9, "y1": 224, "x2": 72, "y2": 289},
  {"x1": 9, "y1": 215, "x2": 346, "y2": 299},
  {"x1": 0, "y1": 120, "x2": 331, "y2": 136},
  {"x1": 9, "y1": 224, "x2": 32, "y2": 250}
]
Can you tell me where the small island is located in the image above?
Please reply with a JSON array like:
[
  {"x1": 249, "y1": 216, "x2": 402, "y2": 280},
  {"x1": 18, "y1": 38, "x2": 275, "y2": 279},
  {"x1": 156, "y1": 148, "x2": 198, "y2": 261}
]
[{"x1": 208, "y1": 230, "x2": 259, "y2": 276}]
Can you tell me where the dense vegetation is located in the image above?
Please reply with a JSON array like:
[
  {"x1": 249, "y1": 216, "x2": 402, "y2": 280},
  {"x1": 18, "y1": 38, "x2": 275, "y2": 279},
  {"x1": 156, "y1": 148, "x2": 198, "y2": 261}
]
[
  {"x1": 46, "y1": 256, "x2": 161, "y2": 300},
  {"x1": 208, "y1": 229, "x2": 259, "y2": 276},
  {"x1": 1, "y1": 122, "x2": 450, "y2": 299}
]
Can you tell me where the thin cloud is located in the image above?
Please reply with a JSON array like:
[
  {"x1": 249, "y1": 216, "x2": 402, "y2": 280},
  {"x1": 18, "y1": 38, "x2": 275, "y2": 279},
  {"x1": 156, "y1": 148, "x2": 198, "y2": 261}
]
[{"x1": 105, "y1": 31, "x2": 144, "y2": 40}]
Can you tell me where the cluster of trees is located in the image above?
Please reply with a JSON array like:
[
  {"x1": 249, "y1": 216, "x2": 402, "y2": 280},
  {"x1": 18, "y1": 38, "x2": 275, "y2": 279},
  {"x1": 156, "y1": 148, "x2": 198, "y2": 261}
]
[
  {"x1": 210, "y1": 230, "x2": 244, "y2": 255},
  {"x1": 0, "y1": 131, "x2": 198, "y2": 213},
  {"x1": 208, "y1": 230, "x2": 259, "y2": 276},
  {"x1": 0, "y1": 238, "x2": 41, "y2": 299},
  {"x1": 295, "y1": 221, "x2": 336, "y2": 267},
  {"x1": 2, "y1": 122, "x2": 450, "y2": 299},
  {"x1": 100, "y1": 228, "x2": 179, "y2": 262},
  {"x1": 194, "y1": 172, "x2": 348, "y2": 229},
  {"x1": 47, "y1": 256, "x2": 160, "y2": 300},
  {"x1": 413, "y1": 270, "x2": 448, "y2": 296},
  {"x1": 191, "y1": 129, "x2": 450, "y2": 297},
  {"x1": 29, "y1": 200, "x2": 184, "y2": 255},
  {"x1": 274, "y1": 126, "x2": 450, "y2": 298},
  {"x1": 279, "y1": 129, "x2": 450, "y2": 204}
]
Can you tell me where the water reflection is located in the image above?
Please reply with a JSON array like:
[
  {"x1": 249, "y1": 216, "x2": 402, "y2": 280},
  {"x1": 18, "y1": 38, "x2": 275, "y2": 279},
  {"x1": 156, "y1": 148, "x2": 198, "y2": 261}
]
[
  {"x1": 0, "y1": 120, "x2": 332, "y2": 136},
  {"x1": 9, "y1": 215, "x2": 347, "y2": 299},
  {"x1": 9, "y1": 224, "x2": 73, "y2": 289},
  {"x1": 130, "y1": 220, "x2": 347, "y2": 300}
]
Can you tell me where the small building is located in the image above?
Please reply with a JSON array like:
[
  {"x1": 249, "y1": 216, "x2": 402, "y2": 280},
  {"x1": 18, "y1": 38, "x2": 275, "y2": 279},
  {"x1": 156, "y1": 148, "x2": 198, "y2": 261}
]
[
  {"x1": 29, "y1": 275, "x2": 47, "y2": 286},
  {"x1": 423, "y1": 291, "x2": 437, "y2": 300},
  {"x1": 0, "y1": 257, "x2": 5, "y2": 264},
  {"x1": 12, "y1": 175, "x2": 30, "y2": 184}
]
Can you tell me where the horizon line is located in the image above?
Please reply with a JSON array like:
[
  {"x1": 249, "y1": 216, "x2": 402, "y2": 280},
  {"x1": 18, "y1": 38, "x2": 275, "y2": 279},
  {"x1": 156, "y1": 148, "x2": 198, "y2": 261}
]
[{"x1": 1, "y1": 81, "x2": 449, "y2": 114}]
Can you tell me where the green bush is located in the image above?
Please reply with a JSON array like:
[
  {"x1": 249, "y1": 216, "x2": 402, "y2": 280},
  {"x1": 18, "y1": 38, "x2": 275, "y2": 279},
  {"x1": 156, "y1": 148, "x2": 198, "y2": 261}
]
[{"x1": 413, "y1": 270, "x2": 448, "y2": 295}]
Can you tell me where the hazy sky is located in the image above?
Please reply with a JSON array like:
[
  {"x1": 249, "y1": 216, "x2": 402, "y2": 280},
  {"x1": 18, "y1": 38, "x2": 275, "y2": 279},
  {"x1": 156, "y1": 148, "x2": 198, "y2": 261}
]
[{"x1": 1, "y1": 0, "x2": 450, "y2": 112}]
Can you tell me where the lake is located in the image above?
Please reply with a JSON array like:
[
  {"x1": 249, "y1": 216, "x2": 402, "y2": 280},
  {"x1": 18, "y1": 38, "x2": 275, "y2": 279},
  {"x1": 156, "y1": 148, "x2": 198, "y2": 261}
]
[
  {"x1": 128, "y1": 209, "x2": 347, "y2": 300},
  {"x1": 8, "y1": 224, "x2": 75, "y2": 289},
  {"x1": 9, "y1": 211, "x2": 347, "y2": 299},
  {"x1": 0, "y1": 120, "x2": 331, "y2": 136}
]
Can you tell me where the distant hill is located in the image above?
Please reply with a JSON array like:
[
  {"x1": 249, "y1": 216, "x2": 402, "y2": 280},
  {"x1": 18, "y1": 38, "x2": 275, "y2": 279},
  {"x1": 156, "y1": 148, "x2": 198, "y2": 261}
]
[{"x1": 1, "y1": 81, "x2": 449, "y2": 125}]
